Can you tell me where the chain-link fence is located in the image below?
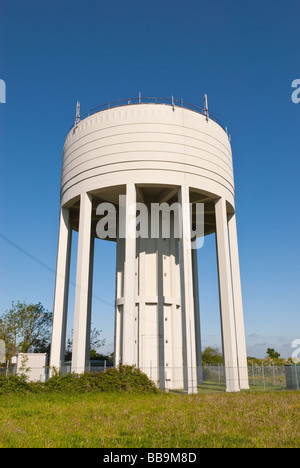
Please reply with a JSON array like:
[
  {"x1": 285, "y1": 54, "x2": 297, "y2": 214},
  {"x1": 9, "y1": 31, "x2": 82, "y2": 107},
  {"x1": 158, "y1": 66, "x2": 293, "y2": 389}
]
[
  {"x1": 1, "y1": 363, "x2": 299, "y2": 392},
  {"x1": 134, "y1": 364, "x2": 298, "y2": 392},
  {"x1": 202, "y1": 364, "x2": 293, "y2": 391}
]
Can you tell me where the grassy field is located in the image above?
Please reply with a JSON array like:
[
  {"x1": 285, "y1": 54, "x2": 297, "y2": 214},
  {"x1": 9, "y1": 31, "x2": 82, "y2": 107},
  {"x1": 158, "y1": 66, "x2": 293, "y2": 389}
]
[{"x1": 0, "y1": 390, "x2": 299, "y2": 448}]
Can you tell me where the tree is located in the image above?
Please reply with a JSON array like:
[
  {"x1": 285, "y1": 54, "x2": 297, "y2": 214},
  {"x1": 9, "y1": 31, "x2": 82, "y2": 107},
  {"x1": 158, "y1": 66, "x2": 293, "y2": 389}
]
[
  {"x1": 0, "y1": 301, "x2": 52, "y2": 360},
  {"x1": 90, "y1": 327, "x2": 106, "y2": 353},
  {"x1": 266, "y1": 348, "x2": 281, "y2": 359},
  {"x1": 202, "y1": 346, "x2": 223, "y2": 365},
  {"x1": 65, "y1": 327, "x2": 106, "y2": 361}
]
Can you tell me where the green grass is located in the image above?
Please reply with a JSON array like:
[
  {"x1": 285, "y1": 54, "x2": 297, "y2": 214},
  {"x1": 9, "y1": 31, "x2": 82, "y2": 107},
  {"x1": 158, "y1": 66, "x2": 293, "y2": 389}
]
[{"x1": 0, "y1": 390, "x2": 299, "y2": 448}]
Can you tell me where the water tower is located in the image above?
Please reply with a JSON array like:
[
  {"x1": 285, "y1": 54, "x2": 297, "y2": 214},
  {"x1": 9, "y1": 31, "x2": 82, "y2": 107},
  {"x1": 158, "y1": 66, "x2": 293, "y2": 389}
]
[{"x1": 49, "y1": 96, "x2": 249, "y2": 393}]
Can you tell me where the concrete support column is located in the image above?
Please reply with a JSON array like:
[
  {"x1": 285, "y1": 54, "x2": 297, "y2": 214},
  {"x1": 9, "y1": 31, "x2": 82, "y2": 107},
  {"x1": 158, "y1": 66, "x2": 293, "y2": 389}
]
[
  {"x1": 215, "y1": 198, "x2": 240, "y2": 392},
  {"x1": 114, "y1": 236, "x2": 124, "y2": 368},
  {"x1": 121, "y1": 183, "x2": 137, "y2": 365},
  {"x1": 85, "y1": 235, "x2": 95, "y2": 369},
  {"x1": 157, "y1": 235, "x2": 166, "y2": 391},
  {"x1": 50, "y1": 207, "x2": 72, "y2": 371},
  {"x1": 228, "y1": 213, "x2": 249, "y2": 389},
  {"x1": 72, "y1": 193, "x2": 93, "y2": 373},
  {"x1": 179, "y1": 185, "x2": 198, "y2": 394},
  {"x1": 192, "y1": 248, "x2": 203, "y2": 384}
]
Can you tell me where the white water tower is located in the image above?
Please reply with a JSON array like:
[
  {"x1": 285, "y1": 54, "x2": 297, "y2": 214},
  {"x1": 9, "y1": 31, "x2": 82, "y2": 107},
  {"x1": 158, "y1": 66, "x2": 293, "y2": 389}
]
[{"x1": 50, "y1": 96, "x2": 249, "y2": 393}]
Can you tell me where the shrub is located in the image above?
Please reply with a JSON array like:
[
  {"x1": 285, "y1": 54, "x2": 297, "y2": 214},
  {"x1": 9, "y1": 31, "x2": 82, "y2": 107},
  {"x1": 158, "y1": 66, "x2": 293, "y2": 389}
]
[
  {"x1": 0, "y1": 374, "x2": 42, "y2": 395},
  {"x1": 0, "y1": 366, "x2": 159, "y2": 395},
  {"x1": 44, "y1": 365, "x2": 159, "y2": 394},
  {"x1": 95, "y1": 365, "x2": 159, "y2": 393}
]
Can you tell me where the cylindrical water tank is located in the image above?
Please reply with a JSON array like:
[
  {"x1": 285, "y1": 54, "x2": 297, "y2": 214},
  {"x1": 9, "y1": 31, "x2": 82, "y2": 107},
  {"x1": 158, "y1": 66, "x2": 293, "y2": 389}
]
[{"x1": 50, "y1": 98, "x2": 249, "y2": 393}]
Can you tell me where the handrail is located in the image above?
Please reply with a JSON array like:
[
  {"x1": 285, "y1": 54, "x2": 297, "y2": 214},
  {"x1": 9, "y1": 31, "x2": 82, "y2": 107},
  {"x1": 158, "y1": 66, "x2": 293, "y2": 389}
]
[{"x1": 70, "y1": 96, "x2": 227, "y2": 133}]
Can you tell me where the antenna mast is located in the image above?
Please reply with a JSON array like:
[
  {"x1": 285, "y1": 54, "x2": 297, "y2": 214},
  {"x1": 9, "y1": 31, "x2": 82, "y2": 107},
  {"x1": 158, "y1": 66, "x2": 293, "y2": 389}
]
[
  {"x1": 204, "y1": 94, "x2": 209, "y2": 121},
  {"x1": 75, "y1": 100, "x2": 80, "y2": 126}
]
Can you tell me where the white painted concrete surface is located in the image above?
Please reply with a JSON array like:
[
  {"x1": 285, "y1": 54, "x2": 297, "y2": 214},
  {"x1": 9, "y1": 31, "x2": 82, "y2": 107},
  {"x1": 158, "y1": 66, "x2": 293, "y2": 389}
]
[{"x1": 50, "y1": 101, "x2": 249, "y2": 392}]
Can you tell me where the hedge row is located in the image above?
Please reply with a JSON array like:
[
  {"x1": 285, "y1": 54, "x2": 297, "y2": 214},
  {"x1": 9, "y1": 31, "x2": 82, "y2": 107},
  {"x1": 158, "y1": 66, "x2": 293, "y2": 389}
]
[{"x1": 0, "y1": 365, "x2": 159, "y2": 395}]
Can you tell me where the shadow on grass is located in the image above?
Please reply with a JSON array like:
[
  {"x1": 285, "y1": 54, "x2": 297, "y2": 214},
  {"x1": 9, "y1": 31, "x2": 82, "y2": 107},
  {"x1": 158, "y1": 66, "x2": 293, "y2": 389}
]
[
  {"x1": 198, "y1": 381, "x2": 226, "y2": 393},
  {"x1": 169, "y1": 380, "x2": 226, "y2": 394}
]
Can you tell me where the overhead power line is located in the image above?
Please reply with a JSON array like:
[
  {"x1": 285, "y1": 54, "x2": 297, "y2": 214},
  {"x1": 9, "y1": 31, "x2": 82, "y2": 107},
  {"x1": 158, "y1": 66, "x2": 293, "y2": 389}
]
[
  {"x1": 0, "y1": 233, "x2": 114, "y2": 308},
  {"x1": 0, "y1": 233, "x2": 171, "y2": 326}
]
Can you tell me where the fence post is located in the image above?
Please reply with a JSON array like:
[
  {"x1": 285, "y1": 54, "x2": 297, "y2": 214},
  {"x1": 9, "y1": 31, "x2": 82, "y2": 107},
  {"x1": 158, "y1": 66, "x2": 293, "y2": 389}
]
[
  {"x1": 252, "y1": 363, "x2": 255, "y2": 386},
  {"x1": 295, "y1": 364, "x2": 299, "y2": 390},
  {"x1": 262, "y1": 361, "x2": 266, "y2": 391}
]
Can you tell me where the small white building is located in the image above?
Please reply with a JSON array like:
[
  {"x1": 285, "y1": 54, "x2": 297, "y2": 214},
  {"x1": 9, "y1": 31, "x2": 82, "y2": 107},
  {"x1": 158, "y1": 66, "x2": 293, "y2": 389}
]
[{"x1": 11, "y1": 353, "x2": 47, "y2": 382}]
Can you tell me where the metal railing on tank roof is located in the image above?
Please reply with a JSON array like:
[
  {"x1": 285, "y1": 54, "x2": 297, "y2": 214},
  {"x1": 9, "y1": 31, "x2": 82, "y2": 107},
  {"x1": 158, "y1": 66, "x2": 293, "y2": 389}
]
[{"x1": 70, "y1": 96, "x2": 228, "y2": 134}]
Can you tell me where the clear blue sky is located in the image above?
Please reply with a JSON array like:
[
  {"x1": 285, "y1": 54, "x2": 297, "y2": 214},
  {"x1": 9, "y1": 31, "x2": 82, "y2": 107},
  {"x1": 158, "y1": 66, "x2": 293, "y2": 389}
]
[{"x1": 0, "y1": 0, "x2": 299, "y2": 359}]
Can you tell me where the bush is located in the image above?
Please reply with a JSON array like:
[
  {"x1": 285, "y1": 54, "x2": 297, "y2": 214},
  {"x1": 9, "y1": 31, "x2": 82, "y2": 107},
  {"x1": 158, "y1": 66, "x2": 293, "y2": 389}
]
[
  {"x1": 45, "y1": 365, "x2": 159, "y2": 394},
  {"x1": 0, "y1": 366, "x2": 159, "y2": 395},
  {"x1": 0, "y1": 374, "x2": 42, "y2": 395}
]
